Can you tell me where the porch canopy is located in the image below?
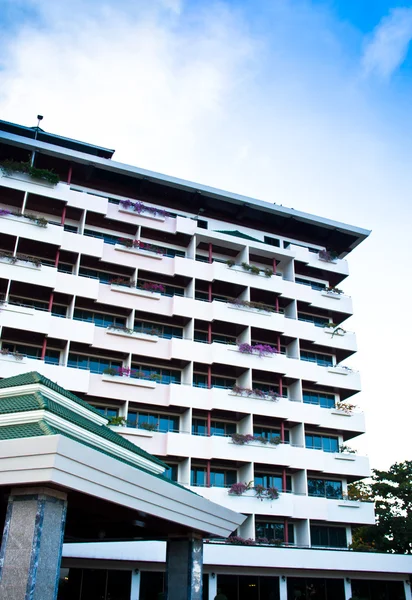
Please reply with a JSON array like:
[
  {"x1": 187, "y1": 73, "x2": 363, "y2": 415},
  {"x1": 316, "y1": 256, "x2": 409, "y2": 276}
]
[{"x1": 0, "y1": 372, "x2": 245, "y2": 600}]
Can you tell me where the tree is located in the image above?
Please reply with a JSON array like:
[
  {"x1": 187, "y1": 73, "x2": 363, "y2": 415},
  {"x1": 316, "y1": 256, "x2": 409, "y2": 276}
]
[{"x1": 348, "y1": 461, "x2": 412, "y2": 554}]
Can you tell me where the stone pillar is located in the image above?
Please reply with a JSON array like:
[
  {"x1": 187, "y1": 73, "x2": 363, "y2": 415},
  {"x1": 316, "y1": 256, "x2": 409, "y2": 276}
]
[
  {"x1": 404, "y1": 580, "x2": 412, "y2": 600},
  {"x1": 0, "y1": 487, "x2": 67, "y2": 600},
  {"x1": 166, "y1": 537, "x2": 203, "y2": 600}
]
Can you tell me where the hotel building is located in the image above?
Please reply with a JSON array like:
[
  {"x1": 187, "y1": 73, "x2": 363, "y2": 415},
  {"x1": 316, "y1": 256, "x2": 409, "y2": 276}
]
[{"x1": 0, "y1": 119, "x2": 410, "y2": 600}]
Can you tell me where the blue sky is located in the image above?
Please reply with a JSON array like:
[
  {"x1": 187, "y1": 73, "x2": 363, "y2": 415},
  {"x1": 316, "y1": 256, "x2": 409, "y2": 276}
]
[{"x1": 0, "y1": 0, "x2": 411, "y2": 469}]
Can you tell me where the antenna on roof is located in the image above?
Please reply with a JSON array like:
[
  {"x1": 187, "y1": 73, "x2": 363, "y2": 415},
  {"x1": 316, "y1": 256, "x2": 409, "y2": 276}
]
[{"x1": 34, "y1": 115, "x2": 43, "y2": 140}]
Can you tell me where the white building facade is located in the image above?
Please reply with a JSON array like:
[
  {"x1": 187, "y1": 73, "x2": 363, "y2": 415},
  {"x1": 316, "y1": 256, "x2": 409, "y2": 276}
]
[{"x1": 0, "y1": 119, "x2": 410, "y2": 600}]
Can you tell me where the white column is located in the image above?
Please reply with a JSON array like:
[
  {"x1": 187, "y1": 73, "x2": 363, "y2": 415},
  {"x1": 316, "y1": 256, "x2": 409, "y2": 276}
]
[
  {"x1": 130, "y1": 569, "x2": 140, "y2": 600},
  {"x1": 343, "y1": 578, "x2": 352, "y2": 600},
  {"x1": 404, "y1": 581, "x2": 412, "y2": 600},
  {"x1": 208, "y1": 573, "x2": 217, "y2": 600},
  {"x1": 279, "y1": 576, "x2": 287, "y2": 600}
]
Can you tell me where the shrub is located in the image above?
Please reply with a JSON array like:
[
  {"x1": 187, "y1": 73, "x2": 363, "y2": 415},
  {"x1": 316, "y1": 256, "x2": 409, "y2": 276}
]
[
  {"x1": 119, "y1": 199, "x2": 169, "y2": 218},
  {"x1": 140, "y1": 282, "x2": 165, "y2": 293},
  {"x1": 0, "y1": 160, "x2": 59, "y2": 185},
  {"x1": 230, "y1": 433, "x2": 255, "y2": 445},
  {"x1": 226, "y1": 536, "x2": 255, "y2": 546},
  {"x1": 263, "y1": 267, "x2": 274, "y2": 277},
  {"x1": 241, "y1": 262, "x2": 251, "y2": 271},
  {"x1": 226, "y1": 259, "x2": 235, "y2": 267},
  {"x1": 140, "y1": 422, "x2": 158, "y2": 431},
  {"x1": 238, "y1": 343, "x2": 278, "y2": 357},
  {"x1": 108, "y1": 416, "x2": 126, "y2": 426},
  {"x1": 228, "y1": 482, "x2": 252, "y2": 496}
]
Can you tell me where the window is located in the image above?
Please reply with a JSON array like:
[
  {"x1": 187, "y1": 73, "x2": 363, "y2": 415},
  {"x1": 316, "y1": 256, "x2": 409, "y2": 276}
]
[
  {"x1": 255, "y1": 521, "x2": 294, "y2": 543},
  {"x1": 93, "y1": 406, "x2": 119, "y2": 419},
  {"x1": 130, "y1": 365, "x2": 181, "y2": 384},
  {"x1": 163, "y1": 464, "x2": 178, "y2": 482},
  {"x1": 295, "y1": 277, "x2": 326, "y2": 291},
  {"x1": 190, "y1": 467, "x2": 236, "y2": 487},
  {"x1": 254, "y1": 426, "x2": 289, "y2": 443},
  {"x1": 254, "y1": 473, "x2": 292, "y2": 492},
  {"x1": 310, "y1": 525, "x2": 346, "y2": 548},
  {"x1": 303, "y1": 391, "x2": 335, "y2": 409},
  {"x1": 305, "y1": 434, "x2": 339, "y2": 453},
  {"x1": 301, "y1": 351, "x2": 333, "y2": 367},
  {"x1": 78, "y1": 267, "x2": 117, "y2": 284},
  {"x1": 127, "y1": 411, "x2": 179, "y2": 432},
  {"x1": 197, "y1": 219, "x2": 208, "y2": 229},
  {"x1": 308, "y1": 478, "x2": 343, "y2": 499},
  {"x1": 2, "y1": 343, "x2": 60, "y2": 364},
  {"x1": 134, "y1": 320, "x2": 183, "y2": 339},
  {"x1": 287, "y1": 578, "x2": 345, "y2": 600},
  {"x1": 67, "y1": 354, "x2": 121, "y2": 373},
  {"x1": 192, "y1": 374, "x2": 235, "y2": 389},
  {"x1": 63, "y1": 224, "x2": 78, "y2": 233},
  {"x1": 264, "y1": 236, "x2": 280, "y2": 247},
  {"x1": 192, "y1": 419, "x2": 236, "y2": 437},
  {"x1": 298, "y1": 313, "x2": 329, "y2": 327},
  {"x1": 84, "y1": 229, "x2": 119, "y2": 245},
  {"x1": 73, "y1": 309, "x2": 126, "y2": 328}
]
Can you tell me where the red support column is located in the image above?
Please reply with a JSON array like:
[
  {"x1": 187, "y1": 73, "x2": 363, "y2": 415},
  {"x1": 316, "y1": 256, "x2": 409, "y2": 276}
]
[
  {"x1": 41, "y1": 338, "x2": 47, "y2": 360},
  {"x1": 48, "y1": 292, "x2": 54, "y2": 313},
  {"x1": 277, "y1": 335, "x2": 281, "y2": 353},
  {"x1": 273, "y1": 258, "x2": 277, "y2": 274},
  {"x1": 208, "y1": 243, "x2": 213, "y2": 264},
  {"x1": 280, "y1": 421, "x2": 285, "y2": 443},
  {"x1": 207, "y1": 366, "x2": 212, "y2": 390},
  {"x1": 284, "y1": 518, "x2": 289, "y2": 544},
  {"x1": 282, "y1": 468, "x2": 287, "y2": 493},
  {"x1": 275, "y1": 296, "x2": 279, "y2": 314},
  {"x1": 207, "y1": 323, "x2": 212, "y2": 344},
  {"x1": 61, "y1": 205, "x2": 67, "y2": 226},
  {"x1": 208, "y1": 283, "x2": 212, "y2": 303},
  {"x1": 206, "y1": 461, "x2": 211, "y2": 488},
  {"x1": 54, "y1": 249, "x2": 60, "y2": 268},
  {"x1": 67, "y1": 165, "x2": 73, "y2": 184},
  {"x1": 207, "y1": 412, "x2": 211, "y2": 437},
  {"x1": 279, "y1": 376, "x2": 283, "y2": 397}
]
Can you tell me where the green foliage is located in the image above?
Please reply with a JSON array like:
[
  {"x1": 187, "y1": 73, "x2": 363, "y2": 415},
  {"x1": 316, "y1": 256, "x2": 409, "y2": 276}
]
[
  {"x1": 108, "y1": 416, "x2": 126, "y2": 426},
  {"x1": 0, "y1": 159, "x2": 59, "y2": 185},
  {"x1": 350, "y1": 461, "x2": 412, "y2": 554}
]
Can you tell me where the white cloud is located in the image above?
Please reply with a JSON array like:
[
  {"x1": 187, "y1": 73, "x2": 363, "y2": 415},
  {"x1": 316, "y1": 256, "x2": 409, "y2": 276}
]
[
  {"x1": 0, "y1": 1, "x2": 412, "y2": 470},
  {"x1": 362, "y1": 7, "x2": 412, "y2": 78}
]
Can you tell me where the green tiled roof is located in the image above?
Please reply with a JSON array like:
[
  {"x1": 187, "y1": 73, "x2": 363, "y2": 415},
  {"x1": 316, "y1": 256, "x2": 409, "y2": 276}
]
[
  {"x1": 0, "y1": 372, "x2": 104, "y2": 418},
  {"x1": 0, "y1": 392, "x2": 166, "y2": 468},
  {"x1": 214, "y1": 229, "x2": 262, "y2": 243}
]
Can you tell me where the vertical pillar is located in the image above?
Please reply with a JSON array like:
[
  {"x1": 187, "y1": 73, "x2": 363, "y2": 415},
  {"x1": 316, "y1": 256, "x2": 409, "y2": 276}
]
[
  {"x1": 343, "y1": 578, "x2": 352, "y2": 600},
  {"x1": 207, "y1": 412, "x2": 211, "y2": 437},
  {"x1": 61, "y1": 205, "x2": 67, "y2": 226},
  {"x1": 130, "y1": 569, "x2": 140, "y2": 600},
  {"x1": 208, "y1": 283, "x2": 212, "y2": 303},
  {"x1": 277, "y1": 335, "x2": 281, "y2": 353},
  {"x1": 67, "y1": 165, "x2": 73, "y2": 185},
  {"x1": 206, "y1": 461, "x2": 211, "y2": 487},
  {"x1": 404, "y1": 581, "x2": 412, "y2": 600},
  {"x1": 207, "y1": 323, "x2": 212, "y2": 344},
  {"x1": 275, "y1": 297, "x2": 279, "y2": 314},
  {"x1": 208, "y1": 243, "x2": 213, "y2": 264},
  {"x1": 279, "y1": 377, "x2": 283, "y2": 397},
  {"x1": 282, "y1": 468, "x2": 287, "y2": 493},
  {"x1": 283, "y1": 518, "x2": 289, "y2": 544},
  {"x1": 166, "y1": 537, "x2": 203, "y2": 600},
  {"x1": 41, "y1": 337, "x2": 47, "y2": 360},
  {"x1": 272, "y1": 258, "x2": 277, "y2": 274},
  {"x1": 208, "y1": 573, "x2": 217, "y2": 600},
  {"x1": 0, "y1": 487, "x2": 67, "y2": 600},
  {"x1": 48, "y1": 292, "x2": 54, "y2": 312},
  {"x1": 54, "y1": 249, "x2": 60, "y2": 268},
  {"x1": 280, "y1": 422, "x2": 285, "y2": 443},
  {"x1": 279, "y1": 576, "x2": 287, "y2": 600},
  {"x1": 207, "y1": 366, "x2": 212, "y2": 390}
]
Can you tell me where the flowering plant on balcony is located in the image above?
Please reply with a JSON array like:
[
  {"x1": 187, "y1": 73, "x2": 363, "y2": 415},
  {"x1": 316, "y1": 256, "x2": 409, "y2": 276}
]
[
  {"x1": 117, "y1": 239, "x2": 164, "y2": 254},
  {"x1": 226, "y1": 536, "x2": 255, "y2": 546},
  {"x1": 0, "y1": 159, "x2": 60, "y2": 185},
  {"x1": 119, "y1": 199, "x2": 169, "y2": 218},
  {"x1": 0, "y1": 250, "x2": 41, "y2": 268},
  {"x1": 228, "y1": 481, "x2": 253, "y2": 496},
  {"x1": 0, "y1": 348, "x2": 24, "y2": 360},
  {"x1": 335, "y1": 401, "x2": 356, "y2": 414},
  {"x1": 238, "y1": 343, "x2": 278, "y2": 357},
  {"x1": 254, "y1": 484, "x2": 280, "y2": 500},
  {"x1": 139, "y1": 282, "x2": 165, "y2": 293},
  {"x1": 319, "y1": 249, "x2": 339, "y2": 262},
  {"x1": 230, "y1": 433, "x2": 256, "y2": 445},
  {"x1": 110, "y1": 277, "x2": 135, "y2": 287},
  {"x1": 231, "y1": 385, "x2": 280, "y2": 401},
  {"x1": 0, "y1": 209, "x2": 48, "y2": 226},
  {"x1": 228, "y1": 298, "x2": 276, "y2": 312}
]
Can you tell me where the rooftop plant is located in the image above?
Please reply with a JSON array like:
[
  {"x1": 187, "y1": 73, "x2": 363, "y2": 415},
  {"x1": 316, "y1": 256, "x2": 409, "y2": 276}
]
[
  {"x1": 0, "y1": 159, "x2": 59, "y2": 185},
  {"x1": 319, "y1": 249, "x2": 339, "y2": 262}
]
